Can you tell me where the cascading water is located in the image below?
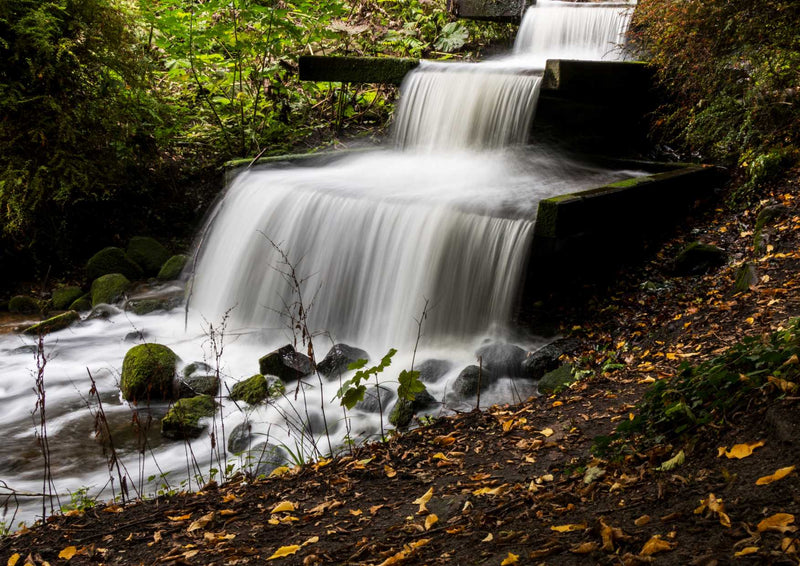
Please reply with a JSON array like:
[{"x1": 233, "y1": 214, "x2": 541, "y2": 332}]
[{"x1": 0, "y1": 1, "x2": 638, "y2": 525}]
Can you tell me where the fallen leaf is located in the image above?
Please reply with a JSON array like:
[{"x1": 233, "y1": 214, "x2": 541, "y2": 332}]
[
  {"x1": 781, "y1": 537, "x2": 799, "y2": 554},
  {"x1": 267, "y1": 545, "x2": 301, "y2": 560},
  {"x1": 7, "y1": 554, "x2": 20, "y2": 566},
  {"x1": 349, "y1": 509, "x2": 362, "y2": 516},
  {"x1": 500, "y1": 552, "x2": 519, "y2": 565},
  {"x1": 425, "y1": 514, "x2": 438, "y2": 530},
  {"x1": 482, "y1": 533, "x2": 493, "y2": 542},
  {"x1": 640, "y1": 535, "x2": 676, "y2": 556},
  {"x1": 655, "y1": 450, "x2": 685, "y2": 471},
  {"x1": 370, "y1": 504, "x2": 385, "y2": 515},
  {"x1": 103, "y1": 505, "x2": 124, "y2": 513},
  {"x1": 570, "y1": 542, "x2": 599, "y2": 554},
  {"x1": 222, "y1": 493, "x2": 238, "y2": 503},
  {"x1": 187, "y1": 511, "x2": 215, "y2": 532},
  {"x1": 302, "y1": 536, "x2": 319, "y2": 547},
  {"x1": 756, "y1": 466, "x2": 795, "y2": 485},
  {"x1": 413, "y1": 487, "x2": 433, "y2": 514},
  {"x1": 539, "y1": 428, "x2": 554, "y2": 437},
  {"x1": 271, "y1": 501, "x2": 295, "y2": 514},
  {"x1": 58, "y1": 547, "x2": 78, "y2": 560},
  {"x1": 270, "y1": 466, "x2": 291, "y2": 477},
  {"x1": 433, "y1": 434, "x2": 456, "y2": 446},
  {"x1": 723, "y1": 441, "x2": 765, "y2": 459},
  {"x1": 376, "y1": 539, "x2": 430, "y2": 566},
  {"x1": 757, "y1": 513, "x2": 796, "y2": 533},
  {"x1": 599, "y1": 518, "x2": 629, "y2": 552},
  {"x1": 384, "y1": 465, "x2": 397, "y2": 478},
  {"x1": 551, "y1": 524, "x2": 585, "y2": 533},
  {"x1": 634, "y1": 515, "x2": 651, "y2": 527},
  {"x1": 734, "y1": 547, "x2": 759, "y2": 557},
  {"x1": 168, "y1": 513, "x2": 192, "y2": 521}
]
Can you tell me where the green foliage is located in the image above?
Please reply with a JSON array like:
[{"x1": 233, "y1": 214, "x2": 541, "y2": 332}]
[
  {"x1": 337, "y1": 348, "x2": 396, "y2": 410},
  {"x1": 61, "y1": 487, "x2": 97, "y2": 513},
  {"x1": 397, "y1": 368, "x2": 424, "y2": 402},
  {"x1": 631, "y1": 0, "x2": 800, "y2": 182}
]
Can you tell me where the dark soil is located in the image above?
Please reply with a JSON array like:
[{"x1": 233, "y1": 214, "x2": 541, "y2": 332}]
[{"x1": 2, "y1": 171, "x2": 800, "y2": 565}]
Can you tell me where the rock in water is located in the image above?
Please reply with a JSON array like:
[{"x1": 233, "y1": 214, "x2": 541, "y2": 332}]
[
  {"x1": 161, "y1": 395, "x2": 216, "y2": 439},
  {"x1": 317, "y1": 343, "x2": 370, "y2": 378},
  {"x1": 86, "y1": 247, "x2": 142, "y2": 281},
  {"x1": 157, "y1": 254, "x2": 189, "y2": 281},
  {"x1": 121, "y1": 343, "x2": 180, "y2": 402},
  {"x1": 8, "y1": 295, "x2": 38, "y2": 314},
  {"x1": 258, "y1": 344, "x2": 312, "y2": 382},
  {"x1": 51, "y1": 286, "x2": 83, "y2": 310},
  {"x1": 476, "y1": 343, "x2": 526, "y2": 377},
  {"x1": 389, "y1": 389, "x2": 437, "y2": 428},
  {"x1": 450, "y1": 365, "x2": 495, "y2": 400},
  {"x1": 127, "y1": 236, "x2": 171, "y2": 276},
  {"x1": 23, "y1": 311, "x2": 80, "y2": 336},
  {"x1": 90, "y1": 273, "x2": 131, "y2": 307},
  {"x1": 229, "y1": 374, "x2": 285, "y2": 405},
  {"x1": 416, "y1": 359, "x2": 452, "y2": 383}
]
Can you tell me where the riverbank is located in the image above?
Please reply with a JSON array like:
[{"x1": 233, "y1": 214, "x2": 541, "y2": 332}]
[{"x1": 2, "y1": 170, "x2": 799, "y2": 564}]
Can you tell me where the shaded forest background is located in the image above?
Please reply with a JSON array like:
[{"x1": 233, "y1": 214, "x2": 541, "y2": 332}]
[{"x1": 0, "y1": 0, "x2": 798, "y2": 286}]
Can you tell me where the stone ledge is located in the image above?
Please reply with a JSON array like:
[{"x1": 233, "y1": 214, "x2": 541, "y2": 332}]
[
  {"x1": 447, "y1": 0, "x2": 527, "y2": 23},
  {"x1": 298, "y1": 55, "x2": 419, "y2": 85}
]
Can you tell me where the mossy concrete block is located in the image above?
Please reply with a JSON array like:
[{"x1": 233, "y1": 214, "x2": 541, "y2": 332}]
[
  {"x1": 90, "y1": 273, "x2": 131, "y2": 307},
  {"x1": 157, "y1": 254, "x2": 189, "y2": 281},
  {"x1": 537, "y1": 363, "x2": 575, "y2": 394},
  {"x1": 299, "y1": 55, "x2": 419, "y2": 85},
  {"x1": 121, "y1": 343, "x2": 180, "y2": 403},
  {"x1": 9, "y1": 295, "x2": 39, "y2": 314},
  {"x1": 674, "y1": 242, "x2": 728, "y2": 275},
  {"x1": 51, "y1": 286, "x2": 83, "y2": 310},
  {"x1": 447, "y1": 0, "x2": 525, "y2": 23},
  {"x1": 230, "y1": 374, "x2": 285, "y2": 405},
  {"x1": 258, "y1": 344, "x2": 312, "y2": 382},
  {"x1": 734, "y1": 262, "x2": 758, "y2": 293},
  {"x1": 161, "y1": 395, "x2": 216, "y2": 440},
  {"x1": 127, "y1": 236, "x2": 171, "y2": 276},
  {"x1": 542, "y1": 60, "x2": 654, "y2": 102},
  {"x1": 69, "y1": 294, "x2": 92, "y2": 312},
  {"x1": 389, "y1": 388, "x2": 437, "y2": 428},
  {"x1": 86, "y1": 247, "x2": 143, "y2": 281},
  {"x1": 23, "y1": 311, "x2": 80, "y2": 336}
]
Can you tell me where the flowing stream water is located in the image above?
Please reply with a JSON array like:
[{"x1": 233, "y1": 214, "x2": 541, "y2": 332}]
[{"x1": 0, "y1": 0, "x2": 636, "y2": 526}]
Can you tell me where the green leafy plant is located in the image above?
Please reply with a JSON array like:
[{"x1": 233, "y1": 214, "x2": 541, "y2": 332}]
[
  {"x1": 61, "y1": 487, "x2": 97, "y2": 514},
  {"x1": 337, "y1": 349, "x2": 398, "y2": 410}
]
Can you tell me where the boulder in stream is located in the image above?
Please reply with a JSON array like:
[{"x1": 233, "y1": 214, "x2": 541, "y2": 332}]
[
  {"x1": 157, "y1": 254, "x2": 189, "y2": 281},
  {"x1": 258, "y1": 344, "x2": 312, "y2": 382},
  {"x1": 126, "y1": 236, "x2": 171, "y2": 276},
  {"x1": 355, "y1": 385, "x2": 396, "y2": 413},
  {"x1": 229, "y1": 374, "x2": 285, "y2": 405},
  {"x1": 317, "y1": 343, "x2": 370, "y2": 378},
  {"x1": 389, "y1": 388, "x2": 437, "y2": 428},
  {"x1": 69, "y1": 294, "x2": 92, "y2": 312},
  {"x1": 522, "y1": 338, "x2": 579, "y2": 380},
  {"x1": 416, "y1": 359, "x2": 452, "y2": 383},
  {"x1": 450, "y1": 365, "x2": 495, "y2": 400},
  {"x1": 475, "y1": 343, "x2": 526, "y2": 377},
  {"x1": 90, "y1": 273, "x2": 131, "y2": 307},
  {"x1": 121, "y1": 343, "x2": 181, "y2": 402},
  {"x1": 178, "y1": 362, "x2": 220, "y2": 398},
  {"x1": 51, "y1": 286, "x2": 83, "y2": 310},
  {"x1": 22, "y1": 311, "x2": 80, "y2": 336},
  {"x1": 161, "y1": 395, "x2": 216, "y2": 440},
  {"x1": 86, "y1": 247, "x2": 142, "y2": 281}
]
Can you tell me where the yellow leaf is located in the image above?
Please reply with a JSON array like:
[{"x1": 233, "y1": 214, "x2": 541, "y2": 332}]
[
  {"x1": 187, "y1": 511, "x2": 215, "y2": 532},
  {"x1": 370, "y1": 504, "x2": 385, "y2": 515},
  {"x1": 551, "y1": 524, "x2": 585, "y2": 533},
  {"x1": 640, "y1": 535, "x2": 676, "y2": 556},
  {"x1": 570, "y1": 542, "x2": 599, "y2": 554},
  {"x1": 734, "y1": 547, "x2": 759, "y2": 557},
  {"x1": 384, "y1": 465, "x2": 397, "y2": 478},
  {"x1": 413, "y1": 487, "x2": 433, "y2": 514},
  {"x1": 103, "y1": 505, "x2": 124, "y2": 513},
  {"x1": 539, "y1": 428, "x2": 554, "y2": 437},
  {"x1": 267, "y1": 545, "x2": 301, "y2": 560},
  {"x1": 314, "y1": 458, "x2": 331, "y2": 470},
  {"x1": 719, "y1": 511, "x2": 732, "y2": 528},
  {"x1": 767, "y1": 376, "x2": 798, "y2": 393},
  {"x1": 724, "y1": 440, "x2": 765, "y2": 459},
  {"x1": 552, "y1": 401, "x2": 563, "y2": 407},
  {"x1": 7, "y1": 554, "x2": 20, "y2": 566},
  {"x1": 655, "y1": 450, "x2": 685, "y2": 471},
  {"x1": 482, "y1": 533, "x2": 493, "y2": 542},
  {"x1": 349, "y1": 509, "x2": 362, "y2": 516},
  {"x1": 268, "y1": 518, "x2": 279, "y2": 525},
  {"x1": 500, "y1": 552, "x2": 519, "y2": 565},
  {"x1": 432, "y1": 452, "x2": 450, "y2": 460},
  {"x1": 717, "y1": 446, "x2": 727, "y2": 458},
  {"x1": 425, "y1": 514, "x2": 438, "y2": 530},
  {"x1": 756, "y1": 466, "x2": 796, "y2": 485},
  {"x1": 270, "y1": 466, "x2": 290, "y2": 477},
  {"x1": 758, "y1": 513, "x2": 796, "y2": 533},
  {"x1": 433, "y1": 434, "x2": 456, "y2": 446},
  {"x1": 168, "y1": 514, "x2": 192, "y2": 521},
  {"x1": 271, "y1": 501, "x2": 295, "y2": 514},
  {"x1": 222, "y1": 493, "x2": 238, "y2": 503},
  {"x1": 220, "y1": 509, "x2": 237, "y2": 516},
  {"x1": 302, "y1": 536, "x2": 319, "y2": 547},
  {"x1": 58, "y1": 547, "x2": 78, "y2": 560},
  {"x1": 781, "y1": 537, "x2": 799, "y2": 554},
  {"x1": 634, "y1": 515, "x2": 651, "y2": 527}
]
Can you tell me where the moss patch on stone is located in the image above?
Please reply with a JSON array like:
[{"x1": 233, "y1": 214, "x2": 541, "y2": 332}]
[
  {"x1": 9, "y1": 295, "x2": 39, "y2": 314},
  {"x1": 69, "y1": 294, "x2": 92, "y2": 312},
  {"x1": 161, "y1": 395, "x2": 216, "y2": 439},
  {"x1": 86, "y1": 247, "x2": 143, "y2": 281},
  {"x1": 90, "y1": 273, "x2": 131, "y2": 307},
  {"x1": 121, "y1": 343, "x2": 180, "y2": 402},
  {"x1": 23, "y1": 311, "x2": 80, "y2": 336},
  {"x1": 127, "y1": 237, "x2": 171, "y2": 276},
  {"x1": 51, "y1": 286, "x2": 83, "y2": 310},
  {"x1": 157, "y1": 254, "x2": 188, "y2": 281},
  {"x1": 538, "y1": 363, "x2": 576, "y2": 394},
  {"x1": 230, "y1": 374, "x2": 285, "y2": 405}
]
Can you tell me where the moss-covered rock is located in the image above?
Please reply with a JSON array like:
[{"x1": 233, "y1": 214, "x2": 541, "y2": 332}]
[
  {"x1": 734, "y1": 262, "x2": 758, "y2": 293},
  {"x1": 69, "y1": 294, "x2": 92, "y2": 312},
  {"x1": 538, "y1": 363, "x2": 576, "y2": 394},
  {"x1": 121, "y1": 343, "x2": 180, "y2": 402},
  {"x1": 389, "y1": 389, "x2": 437, "y2": 428},
  {"x1": 8, "y1": 295, "x2": 39, "y2": 314},
  {"x1": 86, "y1": 247, "x2": 143, "y2": 281},
  {"x1": 51, "y1": 286, "x2": 83, "y2": 310},
  {"x1": 179, "y1": 362, "x2": 220, "y2": 397},
  {"x1": 127, "y1": 237, "x2": 171, "y2": 276},
  {"x1": 230, "y1": 374, "x2": 285, "y2": 405},
  {"x1": 157, "y1": 254, "x2": 189, "y2": 281},
  {"x1": 674, "y1": 242, "x2": 727, "y2": 275},
  {"x1": 161, "y1": 395, "x2": 216, "y2": 439},
  {"x1": 90, "y1": 273, "x2": 131, "y2": 307},
  {"x1": 23, "y1": 311, "x2": 80, "y2": 336}
]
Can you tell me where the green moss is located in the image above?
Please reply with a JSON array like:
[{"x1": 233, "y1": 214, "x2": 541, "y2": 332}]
[
  {"x1": 8, "y1": 295, "x2": 39, "y2": 314},
  {"x1": 51, "y1": 286, "x2": 83, "y2": 310},
  {"x1": 538, "y1": 364, "x2": 576, "y2": 394},
  {"x1": 127, "y1": 237, "x2": 171, "y2": 276},
  {"x1": 69, "y1": 294, "x2": 92, "y2": 312},
  {"x1": 161, "y1": 395, "x2": 216, "y2": 439},
  {"x1": 90, "y1": 273, "x2": 131, "y2": 306},
  {"x1": 607, "y1": 176, "x2": 648, "y2": 189},
  {"x1": 23, "y1": 311, "x2": 80, "y2": 335},
  {"x1": 157, "y1": 254, "x2": 188, "y2": 281},
  {"x1": 121, "y1": 343, "x2": 180, "y2": 402},
  {"x1": 230, "y1": 374, "x2": 285, "y2": 405},
  {"x1": 86, "y1": 247, "x2": 143, "y2": 281},
  {"x1": 734, "y1": 263, "x2": 758, "y2": 293}
]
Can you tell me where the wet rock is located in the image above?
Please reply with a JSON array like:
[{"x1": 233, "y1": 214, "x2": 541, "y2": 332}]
[
  {"x1": 121, "y1": 343, "x2": 180, "y2": 402},
  {"x1": 51, "y1": 286, "x2": 83, "y2": 310},
  {"x1": 475, "y1": 343, "x2": 526, "y2": 377},
  {"x1": 125, "y1": 296, "x2": 181, "y2": 316},
  {"x1": 124, "y1": 330, "x2": 148, "y2": 343},
  {"x1": 12, "y1": 345, "x2": 39, "y2": 355},
  {"x1": 228, "y1": 420, "x2": 254, "y2": 453},
  {"x1": 258, "y1": 344, "x2": 312, "y2": 382},
  {"x1": 673, "y1": 242, "x2": 727, "y2": 275},
  {"x1": 90, "y1": 273, "x2": 131, "y2": 307},
  {"x1": 389, "y1": 389, "x2": 437, "y2": 428},
  {"x1": 302, "y1": 412, "x2": 340, "y2": 436},
  {"x1": 161, "y1": 395, "x2": 216, "y2": 440},
  {"x1": 69, "y1": 294, "x2": 92, "y2": 312},
  {"x1": 249, "y1": 443, "x2": 290, "y2": 477},
  {"x1": 317, "y1": 343, "x2": 369, "y2": 378},
  {"x1": 537, "y1": 363, "x2": 576, "y2": 394},
  {"x1": 450, "y1": 365, "x2": 495, "y2": 399},
  {"x1": 22, "y1": 311, "x2": 80, "y2": 336},
  {"x1": 86, "y1": 247, "x2": 142, "y2": 281},
  {"x1": 8, "y1": 295, "x2": 39, "y2": 314},
  {"x1": 355, "y1": 385, "x2": 396, "y2": 413},
  {"x1": 179, "y1": 373, "x2": 220, "y2": 398},
  {"x1": 416, "y1": 359, "x2": 452, "y2": 383},
  {"x1": 157, "y1": 254, "x2": 189, "y2": 281},
  {"x1": 127, "y1": 237, "x2": 171, "y2": 277},
  {"x1": 87, "y1": 303, "x2": 123, "y2": 320},
  {"x1": 522, "y1": 338, "x2": 579, "y2": 380},
  {"x1": 229, "y1": 374, "x2": 285, "y2": 405}
]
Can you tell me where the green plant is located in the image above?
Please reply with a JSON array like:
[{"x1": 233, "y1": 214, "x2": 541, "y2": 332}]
[{"x1": 61, "y1": 487, "x2": 97, "y2": 514}]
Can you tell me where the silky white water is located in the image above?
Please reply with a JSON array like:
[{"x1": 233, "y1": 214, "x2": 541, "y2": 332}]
[{"x1": 0, "y1": 1, "x2": 638, "y2": 526}]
